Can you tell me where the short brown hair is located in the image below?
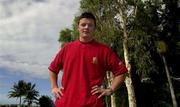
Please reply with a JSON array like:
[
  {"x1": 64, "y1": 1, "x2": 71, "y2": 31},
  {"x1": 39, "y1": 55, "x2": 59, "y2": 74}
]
[{"x1": 78, "y1": 12, "x2": 96, "y2": 27}]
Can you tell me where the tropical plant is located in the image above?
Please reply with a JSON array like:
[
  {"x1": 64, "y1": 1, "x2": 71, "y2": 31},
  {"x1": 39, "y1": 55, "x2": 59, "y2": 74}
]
[
  {"x1": 8, "y1": 80, "x2": 27, "y2": 107},
  {"x1": 8, "y1": 80, "x2": 40, "y2": 107},
  {"x1": 23, "y1": 82, "x2": 39, "y2": 107}
]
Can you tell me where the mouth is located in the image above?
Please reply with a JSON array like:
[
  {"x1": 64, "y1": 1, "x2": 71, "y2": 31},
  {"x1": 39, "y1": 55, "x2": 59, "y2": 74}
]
[{"x1": 83, "y1": 31, "x2": 89, "y2": 34}]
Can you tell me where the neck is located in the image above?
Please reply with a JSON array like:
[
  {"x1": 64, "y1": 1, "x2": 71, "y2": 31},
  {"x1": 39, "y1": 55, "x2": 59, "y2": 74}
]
[{"x1": 79, "y1": 37, "x2": 93, "y2": 43}]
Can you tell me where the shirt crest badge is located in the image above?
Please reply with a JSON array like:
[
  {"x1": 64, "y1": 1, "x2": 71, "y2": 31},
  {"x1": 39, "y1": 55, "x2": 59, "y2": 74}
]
[{"x1": 92, "y1": 57, "x2": 97, "y2": 64}]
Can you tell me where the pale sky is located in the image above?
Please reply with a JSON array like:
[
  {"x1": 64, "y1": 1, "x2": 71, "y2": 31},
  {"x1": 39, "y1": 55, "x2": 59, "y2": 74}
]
[{"x1": 0, "y1": 0, "x2": 80, "y2": 104}]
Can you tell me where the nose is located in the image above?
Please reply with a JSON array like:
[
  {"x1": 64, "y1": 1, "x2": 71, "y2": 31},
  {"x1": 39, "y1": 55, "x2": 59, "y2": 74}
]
[{"x1": 84, "y1": 24, "x2": 89, "y2": 29}]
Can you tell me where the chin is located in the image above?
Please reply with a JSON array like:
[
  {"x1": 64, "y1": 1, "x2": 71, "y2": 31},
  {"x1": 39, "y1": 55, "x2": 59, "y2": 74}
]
[{"x1": 81, "y1": 34, "x2": 90, "y2": 38}]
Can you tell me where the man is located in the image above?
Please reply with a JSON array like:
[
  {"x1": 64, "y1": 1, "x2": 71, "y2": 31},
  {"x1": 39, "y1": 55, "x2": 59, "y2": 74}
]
[{"x1": 48, "y1": 12, "x2": 127, "y2": 107}]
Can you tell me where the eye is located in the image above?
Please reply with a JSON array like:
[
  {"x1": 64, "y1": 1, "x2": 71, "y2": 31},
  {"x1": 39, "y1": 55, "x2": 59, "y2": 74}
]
[
  {"x1": 80, "y1": 23, "x2": 94, "y2": 28},
  {"x1": 88, "y1": 24, "x2": 93, "y2": 27},
  {"x1": 81, "y1": 23, "x2": 86, "y2": 27}
]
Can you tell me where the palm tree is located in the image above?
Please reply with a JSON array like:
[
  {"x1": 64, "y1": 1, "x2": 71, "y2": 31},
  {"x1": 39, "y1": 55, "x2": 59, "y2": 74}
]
[
  {"x1": 157, "y1": 41, "x2": 178, "y2": 107},
  {"x1": 23, "y1": 82, "x2": 39, "y2": 107},
  {"x1": 8, "y1": 80, "x2": 27, "y2": 107}
]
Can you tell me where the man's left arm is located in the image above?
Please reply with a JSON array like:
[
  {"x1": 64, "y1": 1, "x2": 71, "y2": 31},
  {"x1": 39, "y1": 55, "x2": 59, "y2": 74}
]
[
  {"x1": 91, "y1": 48, "x2": 127, "y2": 98},
  {"x1": 91, "y1": 73, "x2": 127, "y2": 98},
  {"x1": 110, "y1": 73, "x2": 127, "y2": 93}
]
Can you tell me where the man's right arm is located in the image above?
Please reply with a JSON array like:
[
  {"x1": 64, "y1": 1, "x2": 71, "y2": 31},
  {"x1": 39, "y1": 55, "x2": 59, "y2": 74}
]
[{"x1": 49, "y1": 70, "x2": 63, "y2": 99}]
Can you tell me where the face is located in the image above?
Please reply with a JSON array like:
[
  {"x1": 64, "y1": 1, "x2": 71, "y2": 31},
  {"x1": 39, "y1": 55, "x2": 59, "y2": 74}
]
[{"x1": 78, "y1": 18, "x2": 96, "y2": 41}]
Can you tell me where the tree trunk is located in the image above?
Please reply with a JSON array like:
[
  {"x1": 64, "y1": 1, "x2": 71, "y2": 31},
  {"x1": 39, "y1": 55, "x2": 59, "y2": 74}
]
[
  {"x1": 111, "y1": 94, "x2": 116, "y2": 107},
  {"x1": 110, "y1": 72, "x2": 116, "y2": 107},
  {"x1": 116, "y1": 0, "x2": 137, "y2": 106},
  {"x1": 123, "y1": 23, "x2": 137, "y2": 107},
  {"x1": 106, "y1": 72, "x2": 116, "y2": 107},
  {"x1": 162, "y1": 55, "x2": 178, "y2": 107}
]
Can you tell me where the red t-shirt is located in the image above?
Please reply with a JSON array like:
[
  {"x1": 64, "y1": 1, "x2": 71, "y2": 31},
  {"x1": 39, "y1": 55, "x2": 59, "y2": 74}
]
[{"x1": 48, "y1": 39, "x2": 127, "y2": 107}]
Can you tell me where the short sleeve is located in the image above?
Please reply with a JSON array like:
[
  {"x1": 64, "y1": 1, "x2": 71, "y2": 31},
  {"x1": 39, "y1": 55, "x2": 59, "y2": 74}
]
[
  {"x1": 48, "y1": 47, "x2": 65, "y2": 74},
  {"x1": 106, "y1": 49, "x2": 127, "y2": 76}
]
